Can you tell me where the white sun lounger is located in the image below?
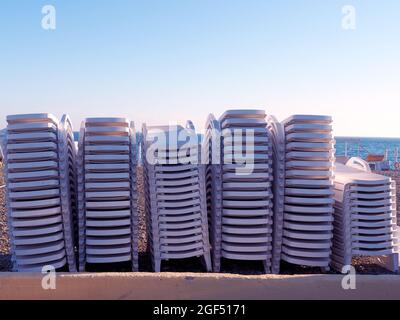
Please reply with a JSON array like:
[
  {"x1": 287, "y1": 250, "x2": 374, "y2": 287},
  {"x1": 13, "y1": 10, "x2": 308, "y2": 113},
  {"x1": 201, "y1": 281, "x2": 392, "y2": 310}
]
[
  {"x1": 331, "y1": 161, "x2": 399, "y2": 272},
  {"x1": 203, "y1": 110, "x2": 274, "y2": 273},
  {"x1": 77, "y1": 118, "x2": 139, "y2": 271},
  {"x1": 1, "y1": 113, "x2": 78, "y2": 272},
  {"x1": 142, "y1": 122, "x2": 211, "y2": 272},
  {"x1": 281, "y1": 115, "x2": 335, "y2": 270}
]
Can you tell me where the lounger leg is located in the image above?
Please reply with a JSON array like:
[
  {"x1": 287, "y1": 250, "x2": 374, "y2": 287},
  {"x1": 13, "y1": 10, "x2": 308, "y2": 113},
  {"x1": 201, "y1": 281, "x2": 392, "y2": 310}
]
[
  {"x1": 132, "y1": 260, "x2": 139, "y2": 272},
  {"x1": 383, "y1": 253, "x2": 399, "y2": 273},
  {"x1": 263, "y1": 261, "x2": 271, "y2": 274},
  {"x1": 213, "y1": 257, "x2": 221, "y2": 273},
  {"x1": 320, "y1": 266, "x2": 330, "y2": 273},
  {"x1": 154, "y1": 259, "x2": 161, "y2": 273},
  {"x1": 203, "y1": 253, "x2": 212, "y2": 272}
]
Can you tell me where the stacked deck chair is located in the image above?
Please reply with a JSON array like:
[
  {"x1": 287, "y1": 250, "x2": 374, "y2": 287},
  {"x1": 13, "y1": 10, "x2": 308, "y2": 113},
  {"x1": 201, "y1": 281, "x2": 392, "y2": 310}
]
[
  {"x1": 266, "y1": 115, "x2": 285, "y2": 274},
  {"x1": 142, "y1": 122, "x2": 211, "y2": 272},
  {"x1": 332, "y1": 160, "x2": 399, "y2": 272},
  {"x1": 204, "y1": 110, "x2": 274, "y2": 273},
  {"x1": 77, "y1": 118, "x2": 139, "y2": 271},
  {"x1": 59, "y1": 115, "x2": 79, "y2": 270},
  {"x1": 1, "y1": 113, "x2": 77, "y2": 272},
  {"x1": 203, "y1": 114, "x2": 223, "y2": 272},
  {"x1": 281, "y1": 115, "x2": 335, "y2": 270}
]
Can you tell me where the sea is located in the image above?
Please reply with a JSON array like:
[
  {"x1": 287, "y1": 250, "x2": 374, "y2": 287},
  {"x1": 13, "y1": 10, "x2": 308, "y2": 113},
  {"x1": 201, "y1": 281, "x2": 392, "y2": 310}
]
[{"x1": 335, "y1": 137, "x2": 400, "y2": 166}]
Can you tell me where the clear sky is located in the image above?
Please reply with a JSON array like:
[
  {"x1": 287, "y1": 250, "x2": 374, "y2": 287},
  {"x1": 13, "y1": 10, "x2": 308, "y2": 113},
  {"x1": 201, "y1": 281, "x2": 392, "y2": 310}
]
[{"x1": 0, "y1": 0, "x2": 399, "y2": 137}]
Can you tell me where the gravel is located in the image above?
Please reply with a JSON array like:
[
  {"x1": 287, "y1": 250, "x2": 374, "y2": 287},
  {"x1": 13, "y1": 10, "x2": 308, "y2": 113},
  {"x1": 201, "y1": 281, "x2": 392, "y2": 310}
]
[
  {"x1": 137, "y1": 166, "x2": 147, "y2": 253},
  {"x1": 0, "y1": 163, "x2": 12, "y2": 271},
  {"x1": 0, "y1": 163, "x2": 396, "y2": 274}
]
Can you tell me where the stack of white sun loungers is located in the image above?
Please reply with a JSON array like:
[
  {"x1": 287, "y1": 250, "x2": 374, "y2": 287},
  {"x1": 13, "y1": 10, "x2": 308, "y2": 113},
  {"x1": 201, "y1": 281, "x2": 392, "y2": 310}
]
[
  {"x1": 266, "y1": 115, "x2": 286, "y2": 274},
  {"x1": 204, "y1": 110, "x2": 274, "y2": 273},
  {"x1": 58, "y1": 115, "x2": 79, "y2": 271},
  {"x1": 142, "y1": 122, "x2": 211, "y2": 272},
  {"x1": 332, "y1": 160, "x2": 399, "y2": 272},
  {"x1": 1, "y1": 114, "x2": 77, "y2": 272},
  {"x1": 77, "y1": 118, "x2": 139, "y2": 271},
  {"x1": 203, "y1": 114, "x2": 223, "y2": 271},
  {"x1": 281, "y1": 115, "x2": 335, "y2": 270}
]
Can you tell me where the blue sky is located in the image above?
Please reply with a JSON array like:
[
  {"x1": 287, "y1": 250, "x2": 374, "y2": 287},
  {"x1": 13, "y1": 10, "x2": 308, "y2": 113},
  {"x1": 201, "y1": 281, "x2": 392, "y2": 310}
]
[{"x1": 0, "y1": 0, "x2": 399, "y2": 136}]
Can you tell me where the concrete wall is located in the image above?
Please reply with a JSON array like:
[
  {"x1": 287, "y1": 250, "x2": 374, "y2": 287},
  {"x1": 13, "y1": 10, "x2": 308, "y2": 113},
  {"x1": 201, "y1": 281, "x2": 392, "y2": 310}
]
[{"x1": 1, "y1": 273, "x2": 400, "y2": 300}]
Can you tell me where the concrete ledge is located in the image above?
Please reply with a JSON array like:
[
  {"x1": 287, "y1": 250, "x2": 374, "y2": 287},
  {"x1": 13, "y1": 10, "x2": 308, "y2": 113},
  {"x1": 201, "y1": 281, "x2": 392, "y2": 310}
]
[{"x1": 1, "y1": 273, "x2": 400, "y2": 300}]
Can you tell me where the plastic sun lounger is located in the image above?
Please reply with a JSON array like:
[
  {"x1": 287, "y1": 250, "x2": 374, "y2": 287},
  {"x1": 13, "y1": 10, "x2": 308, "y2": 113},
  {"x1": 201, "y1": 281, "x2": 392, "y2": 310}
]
[
  {"x1": 2, "y1": 113, "x2": 78, "y2": 272},
  {"x1": 143, "y1": 122, "x2": 211, "y2": 272},
  {"x1": 77, "y1": 118, "x2": 139, "y2": 271},
  {"x1": 203, "y1": 110, "x2": 275, "y2": 273},
  {"x1": 280, "y1": 115, "x2": 335, "y2": 271},
  {"x1": 332, "y1": 161, "x2": 399, "y2": 273},
  {"x1": 14, "y1": 241, "x2": 66, "y2": 256}
]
